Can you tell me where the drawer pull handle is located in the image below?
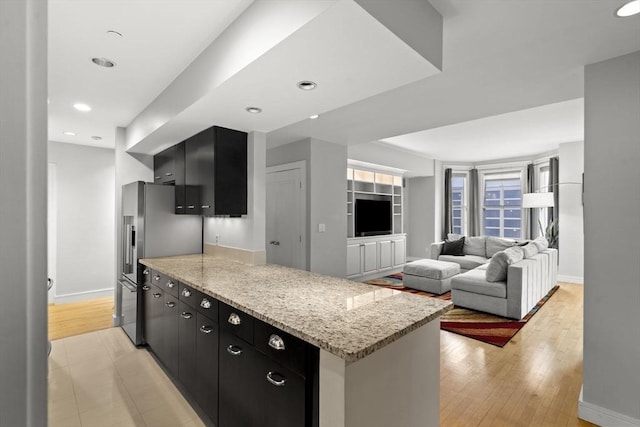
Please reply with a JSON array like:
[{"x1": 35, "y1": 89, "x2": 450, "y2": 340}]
[
  {"x1": 166, "y1": 281, "x2": 176, "y2": 289},
  {"x1": 165, "y1": 301, "x2": 176, "y2": 308},
  {"x1": 228, "y1": 313, "x2": 242, "y2": 326},
  {"x1": 165, "y1": 172, "x2": 173, "y2": 176},
  {"x1": 268, "y1": 334, "x2": 286, "y2": 351},
  {"x1": 226, "y1": 345, "x2": 242, "y2": 356},
  {"x1": 142, "y1": 285, "x2": 150, "y2": 291},
  {"x1": 266, "y1": 372, "x2": 286, "y2": 387},
  {"x1": 176, "y1": 205, "x2": 183, "y2": 209},
  {"x1": 200, "y1": 325, "x2": 213, "y2": 334},
  {"x1": 200, "y1": 298, "x2": 211, "y2": 309},
  {"x1": 153, "y1": 275, "x2": 161, "y2": 282},
  {"x1": 152, "y1": 293, "x2": 162, "y2": 299},
  {"x1": 181, "y1": 312, "x2": 193, "y2": 319},
  {"x1": 187, "y1": 205, "x2": 195, "y2": 209},
  {"x1": 181, "y1": 288, "x2": 191, "y2": 297},
  {"x1": 201, "y1": 205, "x2": 210, "y2": 209},
  {"x1": 143, "y1": 269, "x2": 149, "y2": 275}
]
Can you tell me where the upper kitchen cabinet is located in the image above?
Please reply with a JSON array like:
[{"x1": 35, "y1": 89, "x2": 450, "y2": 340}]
[
  {"x1": 186, "y1": 126, "x2": 247, "y2": 217},
  {"x1": 154, "y1": 145, "x2": 179, "y2": 185}
]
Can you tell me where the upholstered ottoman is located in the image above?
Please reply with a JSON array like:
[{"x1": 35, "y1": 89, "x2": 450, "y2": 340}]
[{"x1": 403, "y1": 259, "x2": 460, "y2": 294}]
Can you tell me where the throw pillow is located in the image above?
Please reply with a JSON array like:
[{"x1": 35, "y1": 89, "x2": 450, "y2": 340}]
[
  {"x1": 533, "y1": 236, "x2": 549, "y2": 251},
  {"x1": 486, "y1": 246, "x2": 524, "y2": 282},
  {"x1": 441, "y1": 236, "x2": 465, "y2": 256},
  {"x1": 464, "y1": 236, "x2": 486, "y2": 257},
  {"x1": 486, "y1": 236, "x2": 516, "y2": 258},
  {"x1": 522, "y1": 242, "x2": 539, "y2": 258}
]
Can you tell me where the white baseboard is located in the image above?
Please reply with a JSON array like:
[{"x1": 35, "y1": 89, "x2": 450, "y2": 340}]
[
  {"x1": 579, "y1": 386, "x2": 640, "y2": 427},
  {"x1": 54, "y1": 287, "x2": 114, "y2": 304},
  {"x1": 558, "y1": 274, "x2": 584, "y2": 284}
]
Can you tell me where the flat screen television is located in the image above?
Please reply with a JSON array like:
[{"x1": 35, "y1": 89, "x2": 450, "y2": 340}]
[{"x1": 355, "y1": 199, "x2": 392, "y2": 237}]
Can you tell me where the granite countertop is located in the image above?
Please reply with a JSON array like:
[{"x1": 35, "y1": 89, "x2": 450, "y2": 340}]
[{"x1": 140, "y1": 254, "x2": 453, "y2": 363}]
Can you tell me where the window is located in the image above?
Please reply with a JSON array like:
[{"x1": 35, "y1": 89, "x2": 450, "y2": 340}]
[
  {"x1": 451, "y1": 174, "x2": 467, "y2": 235},
  {"x1": 482, "y1": 172, "x2": 522, "y2": 239}
]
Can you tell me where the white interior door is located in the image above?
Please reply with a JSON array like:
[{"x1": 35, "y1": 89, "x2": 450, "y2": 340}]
[
  {"x1": 266, "y1": 167, "x2": 304, "y2": 269},
  {"x1": 47, "y1": 163, "x2": 57, "y2": 303}
]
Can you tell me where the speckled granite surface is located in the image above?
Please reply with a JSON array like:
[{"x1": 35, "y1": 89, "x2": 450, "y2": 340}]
[{"x1": 140, "y1": 254, "x2": 453, "y2": 363}]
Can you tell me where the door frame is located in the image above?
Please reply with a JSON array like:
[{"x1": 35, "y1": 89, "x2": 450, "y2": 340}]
[
  {"x1": 266, "y1": 161, "x2": 307, "y2": 271},
  {"x1": 47, "y1": 163, "x2": 57, "y2": 303}
]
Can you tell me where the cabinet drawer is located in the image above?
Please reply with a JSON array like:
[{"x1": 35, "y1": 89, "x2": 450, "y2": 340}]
[
  {"x1": 254, "y1": 319, "x2": 308, "y2": 378},
  {"x1": 151, "y1": 271, "x2": 179, "y2": 297},
  {"x1": 219, "y1": 302, "x2": 254, "y2": 345},
  {"x1": 178, "y1": 283, "x2": 219, "y2": 319}
]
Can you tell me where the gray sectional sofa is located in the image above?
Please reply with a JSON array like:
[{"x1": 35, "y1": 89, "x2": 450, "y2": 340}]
[{"x1": 428, "y1": 235, "x2": 558, "y2": 319}]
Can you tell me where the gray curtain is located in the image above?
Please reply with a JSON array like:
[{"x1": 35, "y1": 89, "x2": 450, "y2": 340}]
[
  {"x1": 468, "y1": 168, "x2": 481, "y2": 236},
  {"x1": 548, "y1": 157, "x2": 559, "y2": 248},
  {"x1": 525, "y1": 163, "x2": 535, "y2": 239},
  {"x1": 443, "y1": 168, "x2": 453, "y2": 240}
]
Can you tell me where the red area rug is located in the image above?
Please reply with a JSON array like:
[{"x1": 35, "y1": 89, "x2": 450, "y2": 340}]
[{"x1": 363, "y1": 272, "x2": 558, "y2": 347}]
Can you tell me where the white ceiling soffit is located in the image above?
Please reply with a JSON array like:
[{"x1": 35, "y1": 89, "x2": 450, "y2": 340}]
[
  {"x1": 266, "y1": 0, "x2": 640, "y2": 150},
  {"x1": 126, "y1": 0, "x2": 443, "y2": 154},
  {"x1": 379, "y1": 98, "x2": 584, "y2": 163},
  {"x1": 47, "y1": 0, "x2": 253, "y2": 149}
]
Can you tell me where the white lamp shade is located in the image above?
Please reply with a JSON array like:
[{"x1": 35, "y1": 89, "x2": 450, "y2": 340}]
[{"x1": 522, "y1": 192, "x2": 554, "y2": 208}]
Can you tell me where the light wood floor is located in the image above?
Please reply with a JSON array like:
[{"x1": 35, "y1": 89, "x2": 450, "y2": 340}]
[
  {"x1": 441, "y1": 282, "x2": 595, "y2": 426},
  {"x1": 48, "y1": 284, "x2": 593, "y2": 426},
  {"x1": 48, "y1": 297, "x2": 114, "y2": 340}
]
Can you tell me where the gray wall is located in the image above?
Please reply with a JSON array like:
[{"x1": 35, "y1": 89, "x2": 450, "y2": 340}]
[
  {"x1": 49, "y1": 141, "x2": 116, "y2": 301},
  {"x1": 405, "y1": 161, "x2": 442, "y2": 259},
  {"x1": 558, "y1": 141, "x2": 584, "y2": 283},
  {"x1": 267, "y1": 138, "x2": 347, "y2": 277},
  {"x1": 0, "y1": 0, "x2": 48, "y2": 423},
  {"x1": 204, "y1": 131, "x2": 267, "y2": 252},
  {"x1": 582, "y1": 51, "x2": 640, "y2": 422}
]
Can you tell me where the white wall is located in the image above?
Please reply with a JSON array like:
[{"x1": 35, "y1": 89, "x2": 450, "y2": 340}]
[
  {"x1": 405, "y1": 160, "x2": 442, "y2": 259},
  {"x1": 581, "y1": 51, "x2": 640, "y2": 426},
  {"x1": 558, "y1": 141, "x2": 584, "y2": 284},
  {"x1": 0, "y1": 0, "x2": 48, "y2": 423},
  {"x1": 204, "y1": 131, "x2": 266, "y2": 253},
  {"x1": 49, "y1": 141, "x2": 116, "y2": 302},
  {"x1": 347, "y1": 141, "x2": 435, "y2": 177},
  {"x1": 267, "y1": 138, "x2": 347, "y2": 277}
]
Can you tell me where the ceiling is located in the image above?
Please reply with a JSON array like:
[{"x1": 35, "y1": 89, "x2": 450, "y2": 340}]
[{"x1": 48, "y1": 0, "x2": 640, "y2": 166}]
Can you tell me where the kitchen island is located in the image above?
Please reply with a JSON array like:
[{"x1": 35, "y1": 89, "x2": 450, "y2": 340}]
[{"x1": 140, "y1": 254, "x2": 452, "y2": 427}]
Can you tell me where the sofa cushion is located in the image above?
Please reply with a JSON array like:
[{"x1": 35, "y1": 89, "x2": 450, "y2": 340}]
[
  {"x1": 533, "y1": 236, "x2": 549, "y2": 251},
  {"x1": 464, "y1": 236, "x2": 486, "y2": 257},
  {"x1": 451, "y1": 268, "x2": 507, "y2": 298},
  {"x1": 521, "y1": 242, "x2": 539, "y2": 258},
  {"x1": 486, "y1": 246, "x2": 524, "y2": 282},
  {"x1": 403, "y1": 259, "x2": 460, "y2": 280},
  {"x1": 442, "y1": 236, "x2": 465, "y2": 256},
  {"x1": 438, "y1": 254, "x2": 488, "y2": 271},
  {"x1": 486, "y1": 236, "x2": 516, "y2": 258}
]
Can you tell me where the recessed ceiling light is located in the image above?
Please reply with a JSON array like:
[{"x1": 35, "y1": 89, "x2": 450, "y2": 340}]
[
  {"x1": 297, "y1": 81, "x2": 317, "y2": 91},
  {"x1": 91, "y1": 57, "x2": 116, "y2": 68},
  {"x1": 73, "y1": 103, "x2": 92, "y2": 112},
  {"x1": 91, "y1": 136, "x2": 103, "y2": 141},
  {"x1": 616, "y1": 0, "x2": 640, "y2": 16},
  {"x1": 106, "y1": 30, "x2": 123, "y2": 38},
  {"x1": 309, "y1": 114, "x2": 319, "y2": 119},
  {"x1": 245, "y1": 107, "x2": 262, "y2": 114},
  {"x1": 63, "y1": 131, "x2": 76, "y2": 136}
]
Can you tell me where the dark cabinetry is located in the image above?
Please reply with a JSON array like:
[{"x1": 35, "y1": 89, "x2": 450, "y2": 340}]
[
  {"x1": 143, "y1": 273, "x2": 317, "y2": 427},
  {"x1": 155, "y1": 125, "x2": 248, "y2": 216},
  {"x1": 218, "y1": 303, "x2": 316, "y2": 427},
  {"x1": 154, "y1": 145, "x2": 178, "y2": 185}
]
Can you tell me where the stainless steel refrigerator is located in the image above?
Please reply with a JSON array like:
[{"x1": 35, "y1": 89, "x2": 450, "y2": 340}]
[{"x1": 117, "y1": 181, "x2": 202, "y2": 345}]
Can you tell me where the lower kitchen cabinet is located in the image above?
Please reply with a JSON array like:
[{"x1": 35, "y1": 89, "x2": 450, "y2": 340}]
[
  {"x1": 163, "y1": 294, "x2": 180, "y2": 378},
  {"x1": 195, "y1": 312, "x2": 219, "y2": 423},
  {"x1": 142, "y1": 282, "x2": 164, "y2": 353},
  {"x1": 144, "y1": 279, "x2": 316, "y2": 427}
]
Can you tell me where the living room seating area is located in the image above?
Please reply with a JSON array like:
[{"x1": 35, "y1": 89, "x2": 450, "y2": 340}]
[{"x1": 404, "y1": 235, "x2": 558, "y2": 319}]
